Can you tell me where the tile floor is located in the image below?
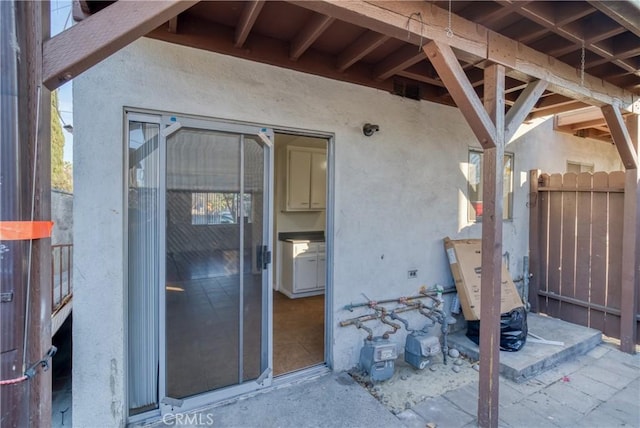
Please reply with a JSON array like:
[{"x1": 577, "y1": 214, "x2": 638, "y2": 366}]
[{"x1": 273, "y1": 291, "x2": 325, "y2": 376}]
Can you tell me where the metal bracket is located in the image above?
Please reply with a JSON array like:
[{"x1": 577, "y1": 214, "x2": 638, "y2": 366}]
[{"x1": 256, "y1": 367, "x2": 272, "y2": 385}]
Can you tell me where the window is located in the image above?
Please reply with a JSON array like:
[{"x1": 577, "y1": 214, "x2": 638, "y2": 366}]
[
  {"x1": 468, "y1": 149, "x2": 514, "y2": 222},
  {"x1": 567, "y1": 161, "x2": 594, "y2": 174},
  {"x1": 191, "y1": 192, "x2": 252, "y2": 225}
]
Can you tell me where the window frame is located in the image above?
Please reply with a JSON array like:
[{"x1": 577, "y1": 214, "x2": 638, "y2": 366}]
[{"x1": 467, "y1": 148, "x2": 514, "y2": 223}]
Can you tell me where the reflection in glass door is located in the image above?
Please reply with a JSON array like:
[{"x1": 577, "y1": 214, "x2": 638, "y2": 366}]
[{"x1": 163, "y1": 124, "x2": 270, "y2": 401}]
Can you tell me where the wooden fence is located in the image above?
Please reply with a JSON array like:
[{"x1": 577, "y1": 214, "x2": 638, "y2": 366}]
[{"x1": 529, "y1": 170, "x2": 639, "y2": 343}]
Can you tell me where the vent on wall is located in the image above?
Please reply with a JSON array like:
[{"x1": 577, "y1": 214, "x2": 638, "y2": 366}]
[{"x1": 392, "y1": 79, "x2": 421, "y2": 101}]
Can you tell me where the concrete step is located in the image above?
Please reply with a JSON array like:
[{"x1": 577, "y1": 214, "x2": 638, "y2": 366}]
[{"x1": 447, "y1": 312, "x2": 602, "y2": 383}]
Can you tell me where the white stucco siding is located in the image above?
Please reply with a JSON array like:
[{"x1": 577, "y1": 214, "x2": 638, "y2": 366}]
[{"x1": 73, "y1": 38, "x2": 622, "y2": 426}]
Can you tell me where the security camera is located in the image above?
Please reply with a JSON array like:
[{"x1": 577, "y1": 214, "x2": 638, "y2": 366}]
[{"x1": 363, "y1": 123, "x2": 380, "y2": 136}]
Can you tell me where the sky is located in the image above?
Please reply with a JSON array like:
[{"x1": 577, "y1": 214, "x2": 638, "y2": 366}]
[{"x1": 50, "y1": 0, "x2": 74, "y2": 163}]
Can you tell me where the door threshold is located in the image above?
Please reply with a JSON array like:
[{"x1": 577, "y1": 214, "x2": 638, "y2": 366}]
[{"x1": 273, "y1": 364, "x2": 331, "y2": 387}]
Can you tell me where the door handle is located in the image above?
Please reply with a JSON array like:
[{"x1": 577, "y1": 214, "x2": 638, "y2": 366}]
[{"x1": 257, "y1": 245, "x2": 271, "y2": 270}]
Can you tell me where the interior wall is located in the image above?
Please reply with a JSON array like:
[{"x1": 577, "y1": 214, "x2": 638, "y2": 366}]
[{"x1": 72, "y1": 38, "x2": 622, "y2": 426}]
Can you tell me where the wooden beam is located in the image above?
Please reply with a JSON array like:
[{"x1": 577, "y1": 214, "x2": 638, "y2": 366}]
[
  {"x1": 505, "y1": 79, "x2": 548, "y2": 142},
  {"x1": 167, "y1": 16, "x2": 178, "y2": 34},
  {"x1": 289, "y1": 0, "x2": 638, "y2": 112},
  {"x1": 290, "y1": 13, "x2": 334, "y2": 61},
  {"x1": 374, "y1": 45, "x2": 425, "y2": 81},
  {"x1": 43, "y1": 0, "x2": 198, "y2": 90},
  {"x1": 423, "y1": 41, "x2": 496, "y2": 148},
  {"x1": 528, "y1": 101, "x2": 590, "y2": 119},
  {"x1": 234, "y1": 0, "x2": 265, "y2": 48},
  {"x1": 478, "y1": 63, "x2": 505, "y2": 428},
  {"x1": 602, "y1": 105, "x2": 638, "y2": 169},
  {"x1": 620, "y1": 114, "x2": 639, "y2": 353},
  {"x1": 588, "y1": 0, "x2": 640, "y2": 38},
  {"x1": 336, "y1": 31, "x2": 389, "y2": 72}
]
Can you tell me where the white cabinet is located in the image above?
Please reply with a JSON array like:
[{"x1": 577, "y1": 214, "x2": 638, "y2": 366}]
[
  {"x1": 286, "y1": 147, "x2": 326, "y2": 211},
  {"x1": 281, "y1": 241, "x2": 326, "y2": 298}
]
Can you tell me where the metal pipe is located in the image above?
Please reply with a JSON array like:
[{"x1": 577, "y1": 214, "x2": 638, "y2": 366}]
[{"x1": 343, "y1": 286, "x2": 456, "y2": 312}]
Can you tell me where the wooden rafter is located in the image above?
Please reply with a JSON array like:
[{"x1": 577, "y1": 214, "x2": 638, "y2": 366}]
[
  {"x1": 290, "y1": 0, "x2": 638, "y2": 112},
  {"x1": 336, "y1": 31, "x2": 389, "y2": 72},
  {"x1": 43, "y1": 0, "x2": 198, "y2": 90},
  {"x1": 374, "y1": 45, "x2": 425, "y2": 81},
  {"x1": 290, "y1": 13, "x2": 334, "y2": 61},
  {"x1": 234, "y1": 0, "x2": 265, "y2": 48},
  {"x1": 168, "y1": 16, "x2": 178, "y2": 34},
  {"x1": 423, "y1": 41, "x2": 496, "y2": 148}
]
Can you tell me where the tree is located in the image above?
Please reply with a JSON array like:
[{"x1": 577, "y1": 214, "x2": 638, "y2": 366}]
[{"x1": 51, "y1": 90, "x2": 73, "y2": 192}]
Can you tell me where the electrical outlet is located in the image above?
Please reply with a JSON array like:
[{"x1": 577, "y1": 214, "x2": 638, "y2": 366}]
[{"x1": 408, "y1": 269, "x2": 418, "y2": 279}]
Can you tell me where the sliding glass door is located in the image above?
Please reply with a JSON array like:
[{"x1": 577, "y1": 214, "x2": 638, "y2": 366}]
[{"x1": 127, "y1": 113, "x2": 273, "y2": 417}]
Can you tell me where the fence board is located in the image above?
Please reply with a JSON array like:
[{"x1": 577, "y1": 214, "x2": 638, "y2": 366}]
[
  {"x1": 547, "y1": 173, "x2": 564, "y2": 318},
  {"x1": 561, "y1": 173, "x2": 579, "y2": 323},
  {"x1": 574, "y1": 173, "x2": 592, "y2": 326},
  {"x1": 590, "y1": 172, "x2": 609, "y2": 333},
  {"x1": 605, "y1": 171, "x2": 625, "y2": 338},
  {"x1": 538, "y1": 173, "x2": 551, "y2": 313}
]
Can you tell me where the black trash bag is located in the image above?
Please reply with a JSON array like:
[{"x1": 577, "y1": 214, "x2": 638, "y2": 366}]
[{"x1": 465, "y1": 307, "x2": 527, "y2": 352}]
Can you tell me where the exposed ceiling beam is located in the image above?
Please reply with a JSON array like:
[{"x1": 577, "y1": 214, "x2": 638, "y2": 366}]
[
  {"x1": 336, "y1": 31, "x2": 389, "y2": 72},
  {"x1": 423, "y1": 40, "x2": 496, "y2": 148},
  {"x1": 43, "y1": 0, "x2": 198, "y2": 90},
  {"x1": 588, "y1": 0, "x2": 640, "y2": 38},
  {"x1": 234, "y1": 0, "x2": 265, "y2": 48},
  {"x1": 505, "y1": 79, "x2": 548, "y2": 142},
  {"x1": 289, "y1": 0, "x2": 638, "y2": 112},
  {"x1": 528, "y1": 101, "x2": 590, "y2": 119},
  {"x1": 168, "y1": 16, "x2": 178, "y2": 34},
  {"x1": 602, "y1": 105, "x2": 638, "y2": 169},
  {"x1": 290, "y1": 13, "x2": 334, "y2": 61},
  {"x1": 374, "y1": 45, "x2": 425, "y2": 81}
]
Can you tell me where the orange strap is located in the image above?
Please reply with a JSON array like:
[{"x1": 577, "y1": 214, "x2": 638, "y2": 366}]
[{"x1": 0, "y1": 221, "x2": 54, "y2": 240}]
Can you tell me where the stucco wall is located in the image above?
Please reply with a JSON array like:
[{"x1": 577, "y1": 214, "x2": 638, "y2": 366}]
[
  {"x1": 51, "y1": 190, "x2": 73, "y2": 245},
  {"x1": 73, "y1": 38, "x2": 622, "y2": 426}
]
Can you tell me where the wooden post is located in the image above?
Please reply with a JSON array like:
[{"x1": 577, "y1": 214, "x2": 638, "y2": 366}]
[
  {"x1": 620, "y1": 114, "x2": 639, "y2": 353},
  {"x1": 528, "y1": 169, "x2": 540, "y2": 313},
  {"x1": 478, "y1": 63, "x2": 505, "y2": 428},
  {"x1": 18, "y1": 1, "x2": 53, "y2": 425}
]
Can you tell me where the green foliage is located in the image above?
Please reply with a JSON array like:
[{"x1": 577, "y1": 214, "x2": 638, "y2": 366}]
[{"x1": 51, "y1": 91, "x2": 73, "y2": 192}]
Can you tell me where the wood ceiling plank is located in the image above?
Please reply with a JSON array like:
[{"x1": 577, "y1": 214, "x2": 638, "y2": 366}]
[
  {"x1": 289, "y1": 1, "x2": 637, "y2": 112},
  {"x1": 423, "y1": 40, "x2": 496, "y2": 148},
  {"x1": 235, "y1": 0, "x2": 265, "y2": 48},
  {"x1": 290, "y1": 13, "x2": 335, "y2": 60},
  {"x1": 602, "y1": 105, "x2": 638, "y2": 169},
  {"x1": 505, "y1": 79, "x2": 548, "y2": 142},
  {"x1": 374, "y1": 45, "x2": 425, "y2": 81},
  {"x1": 336, "y1": 31, "x2": 389, "y2": 72},
  {"x1": 43, "y1": 0, "x2": 198, "y2": 90}
]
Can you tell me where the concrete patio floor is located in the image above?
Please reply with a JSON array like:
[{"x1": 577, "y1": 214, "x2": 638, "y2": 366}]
[{"x1": 141, "y1": 340, "x2": 639, "y2": 428}]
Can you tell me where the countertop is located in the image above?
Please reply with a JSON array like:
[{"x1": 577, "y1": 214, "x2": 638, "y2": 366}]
[{"x1": 278, "y1": 231, "x2": 325, "y2": 243}]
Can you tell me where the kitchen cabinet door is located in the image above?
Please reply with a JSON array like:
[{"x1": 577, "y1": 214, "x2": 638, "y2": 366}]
[
  {"x1": 287, "y1": 149, "x2": 311, "y2": 209},
  {"x1": 294, "y1": 254, "x2": 318, "y2": 292},
  {"x1": 310, "y1": 152, "x2": 326, "y2": 210}
]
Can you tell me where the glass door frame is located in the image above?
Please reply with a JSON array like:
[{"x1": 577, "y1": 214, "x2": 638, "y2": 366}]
[{"x1": 156, "y1": 114, "x2": 275, "y2": 415}]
